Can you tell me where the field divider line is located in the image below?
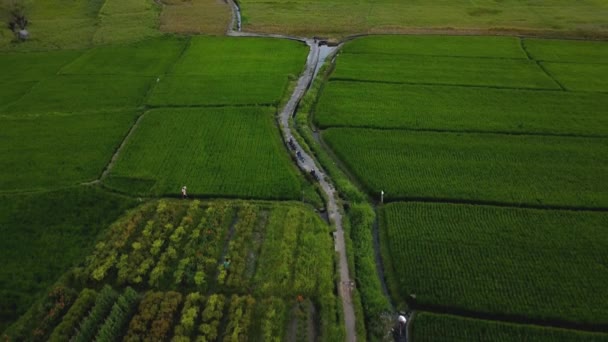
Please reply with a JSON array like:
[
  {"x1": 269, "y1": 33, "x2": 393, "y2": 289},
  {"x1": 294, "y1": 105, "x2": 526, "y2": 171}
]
[
  {"x1": 88, "y1": 38, "x2": 193, "y2": 186},
  {"x1": 86, "y1": 109, "x2": 149, "y2": 185},
  {"x1": 327, "y1": 78, "x2": 608, "y2": 94},
  {"x1": 413, "y1": 306, "x2": 608, "y2": 333},
  {"x1": 328, "y1": 77, "x2": 564, "y2": 92},
  {"x1": 534, "y1": 61, "x2": 567, "y2": 91},
  {"x1": 341, "y1": 51, "x2": 530, "y2": 61},
  {"x1": 382, "y1": 197, "x2": 608, "y2": 213},
  {"x1": 146, "y1": 103, "x2": 276, "y2": 109},
  {"x1": 318, "y1": 125, "x2": 608, "y2": 140},
  {"x1": 520, "y1": 38, "x2": 567, "y2": 91}
]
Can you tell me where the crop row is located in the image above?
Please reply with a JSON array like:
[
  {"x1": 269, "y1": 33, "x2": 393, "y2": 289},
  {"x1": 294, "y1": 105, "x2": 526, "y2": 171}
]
[
  {"x1": 84, "y1": 200, "x2": 235, "y2": 290},
  {"x1": 380, "y1": 202, "x2": 608, "y2": 328}
]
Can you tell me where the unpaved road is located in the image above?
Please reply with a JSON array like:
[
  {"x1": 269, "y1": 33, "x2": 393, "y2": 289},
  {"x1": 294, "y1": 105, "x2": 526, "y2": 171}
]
[{"x1": 226, "y1": 1, "x2": 357, "y2": 340}]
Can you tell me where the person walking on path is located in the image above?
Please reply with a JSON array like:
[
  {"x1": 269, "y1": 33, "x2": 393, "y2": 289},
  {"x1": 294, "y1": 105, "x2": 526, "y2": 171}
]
[{"x1": 181, "y1": 186, "x2": 188, "y2": 199}]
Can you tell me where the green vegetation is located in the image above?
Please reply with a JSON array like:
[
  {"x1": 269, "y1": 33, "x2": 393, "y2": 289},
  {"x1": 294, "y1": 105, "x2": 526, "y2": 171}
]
[
  {"x1": 313, "y1": 34, "x2": 608, "y2": 340},
  {"x1": 0, "y1": 50, "x2": 81, "y2": 82},
  {"x1": 0, "y1": 0, "x2": 162, "y2": 51},
  {"x1": 541, "y1": 62, "x2": 608, "y2": 92},
  {"x1": 294, "y1": 61, "x2": 390, "y2": 340},
  {"x1": 4, "y1": 200, "x2": 344, "y2": 341},
  {"x1": 60, "y1": 37, "x2": 186, "y2": 76},
  {"x1": 0, "y1": 188, "x2": 135, "y2": 331},
  {"x1": 315, "y1": 81, "x2": 608, "y2": 136},
  {"x1": 331, "y1": 53, "x2": 559, "y2": 89},
  {"x1": 412, "y1": 312, "x2": 608, "y2": 342},
  {"x1": 238, "y1": 0, "x2": 608, "y2": 38},
  {"x1": 342, "y1": 35, "x2": 527, "y2": 59},
  {"x1": 3, "y1": 75, "x2": 151, "y2": 114},
  {"x1": 323, "y1": 128, "x2": 607, "y2": 208},
  {"x1": 105, "y1": 107, "x2": 302, "y2": 199},
  {"x1": 148, "y1": 36, "x2": 307, "y2": 106},
  {"x1": 381, "y1": 202, "x2": 608, "y2": 327},
  {"x1": 524, "y1": 38, "x2": 608, "y2": 63},
  {"x1": 0, "y1": 112, "x2": 138, "y2": 191}
]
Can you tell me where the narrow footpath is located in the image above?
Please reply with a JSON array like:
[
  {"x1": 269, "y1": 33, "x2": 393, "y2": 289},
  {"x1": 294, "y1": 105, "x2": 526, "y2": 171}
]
[{"x1": 226, "y1": 1, "x2": 357, "y2": 340}]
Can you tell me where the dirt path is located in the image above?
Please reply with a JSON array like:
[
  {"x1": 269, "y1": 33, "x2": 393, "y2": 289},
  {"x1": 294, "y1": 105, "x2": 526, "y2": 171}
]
[{"x1": 226, "y1": 1, "x2": 357, "y2": 340}]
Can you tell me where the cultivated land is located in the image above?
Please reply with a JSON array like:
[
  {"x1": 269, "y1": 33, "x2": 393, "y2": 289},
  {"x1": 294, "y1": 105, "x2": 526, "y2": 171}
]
[
  {"x1": 3, "y1": 200, "x2": 344, "y2": 341},
  {"x1": 4, "y1": 0, "x2": 608, "y2": 340},
  {"x1": 412, "y1": 312, "x2": 608, "y2": 342},
  {"x1": 323, "y1": 128, "x2": 608, "y2": 208},
  {"x1": 380, "y1": 202, "x2": 608, "y2": 327},
  {"x1": 313, "y1": 35, "x2": 608, "y2": 339},
  {"x1": 159, "y1": 0, "x2": 231, "y2": 35},
  {"x1": 0, "y1": 188, "x2": 135, "y2": 332},
  {"x1": 237, "y1": 0, "x2": 608, "y2": 38},
  {"x1": 148, "y1": 36, "x2": 307, "y2": 107},
  {"x1": 1, "y1": 32, "x2": 320, "y2": 335},
  {"x1": 105, "y1": 107, "x2": 302, "y2": 199}
]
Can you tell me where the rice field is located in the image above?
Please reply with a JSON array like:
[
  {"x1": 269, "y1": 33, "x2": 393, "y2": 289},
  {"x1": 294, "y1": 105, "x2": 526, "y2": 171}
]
[
  {"x1": 315, "y1": 81, "x2": 608, "y2": 136},
  {"x1": 105, "y1": 107, "x2": 302, "y2": 199},
  {"x1": 380, "y1": 202, "x2": 608, "y2": 328},
  {"x1": 148, "y1": 36, "x2": 307, "y2": 107},
  {"x1": 315, "y1": 35, "x2": 608, "y2": 337},
  {"x1": 0, "y1": 112, "x2": 138, "y2": 192},
  {"x1": 331, "y1": 53, "x2": 560, "y2": 89},
  {"x1": 412, "y1": 312, "x2": 608, "y2": 342},
  {"x1": 323, "y1": 128, "x2": 608, "y2": 208}
]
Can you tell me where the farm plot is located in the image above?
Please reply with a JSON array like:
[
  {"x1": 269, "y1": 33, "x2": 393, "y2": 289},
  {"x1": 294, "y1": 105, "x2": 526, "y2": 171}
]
[
  {"x1": 159, "y1": 0, "x2": 231, "y2": 35},
  {"x1": 105, "y1": 107, "x2": 302, "y2": 199},
  {"x1": 541, "y1": 62, "x2": 608, "y2": 92},
  {"x1": 60, "y1": 37, "x2": 186, "y2": 76},
  {"x1": 342, "y1": 35, "x2": 527, "y2": 59},
  {"x1": 92, "y1": 0, "x2": 161, "y2": 45},
  {"x1": 0, "y1": 111, "x2": 138, "y2": 192},
  {"x1": 314, "y1": 81, "x2": 608, "y2": 136},
  {"x1": 0, "y1": 187, "x2": 135, "y2": 332},
  {"x1": 330, "y1": 53, "x2": 559, "y2": 89},
  {"x1": 237, "y1": 0, "x2": 608, "y2": 39},
  {"x1": 380, "y1": 202, "x2": 608, "y2": 328},
  {"x1": 412, "y1": 312, "x2": 608, "y2": 342},
  {"x1": 523, "y1": 38, "x2": 608, "y2": 63},
  {"x1": 0, "y1": 50, "x2": 82, "y2": 82},
  {"x1": 322, "y1": 128, "x2": 608, "y2": 208},
  {"x1": 3, "y1": 75, "x2": 152, "y2": 115},
  {"x1": 3, "y1": 199, "x2": 343, "y2": 341},
  {"x1": 147, "y1": 36, "x2": 308, "y2": 106}
]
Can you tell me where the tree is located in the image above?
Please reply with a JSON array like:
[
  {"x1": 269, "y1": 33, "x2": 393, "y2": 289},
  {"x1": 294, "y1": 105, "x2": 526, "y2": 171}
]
[{"x1": 2, "y1": 0, "x2": 30, "y2": 38}]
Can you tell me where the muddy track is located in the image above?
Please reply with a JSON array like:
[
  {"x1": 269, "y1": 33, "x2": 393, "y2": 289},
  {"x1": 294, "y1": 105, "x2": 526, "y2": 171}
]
[{"x1": 226, "y1": 1, "x2": 357, "y2": 340}]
